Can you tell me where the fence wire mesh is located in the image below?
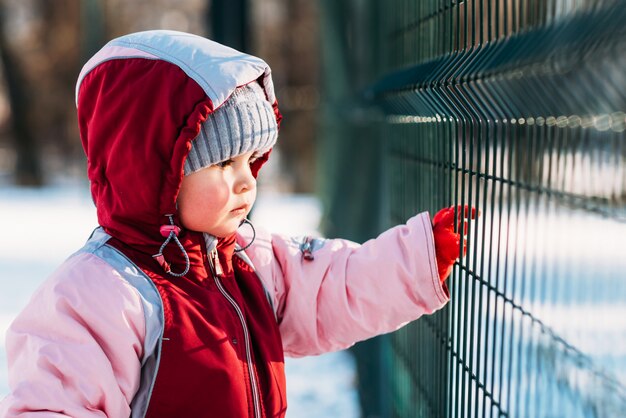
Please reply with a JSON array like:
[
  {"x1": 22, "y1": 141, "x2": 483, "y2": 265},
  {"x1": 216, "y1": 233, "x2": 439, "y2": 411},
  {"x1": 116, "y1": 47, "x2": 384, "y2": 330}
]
[{"x1": 319, "y1": 1, "x2": 626, "y2": 417}]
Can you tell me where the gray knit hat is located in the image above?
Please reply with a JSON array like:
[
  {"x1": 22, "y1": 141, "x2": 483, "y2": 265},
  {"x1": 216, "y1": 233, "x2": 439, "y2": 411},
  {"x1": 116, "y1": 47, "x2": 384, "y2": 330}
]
[{"x1": 184, "y1": 81, "x2": 278, "y2": 175}]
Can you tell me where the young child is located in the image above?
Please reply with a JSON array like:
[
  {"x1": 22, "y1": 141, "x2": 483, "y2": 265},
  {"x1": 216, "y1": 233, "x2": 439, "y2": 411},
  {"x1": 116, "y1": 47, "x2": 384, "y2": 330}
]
[{"x1": 0, "y1": 30, "x2": 473, "y2": 418}]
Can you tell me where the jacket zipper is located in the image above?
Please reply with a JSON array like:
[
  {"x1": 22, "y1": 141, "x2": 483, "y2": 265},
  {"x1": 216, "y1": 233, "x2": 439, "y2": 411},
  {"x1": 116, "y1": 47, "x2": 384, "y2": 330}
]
[{"x1": 208, "y1": 248, "x2": 262, "y2": 418}]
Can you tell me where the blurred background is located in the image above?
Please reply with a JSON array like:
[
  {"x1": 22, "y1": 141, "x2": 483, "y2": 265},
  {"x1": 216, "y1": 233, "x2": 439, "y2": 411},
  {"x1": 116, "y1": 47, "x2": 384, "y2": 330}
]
[
  {"x1": 2, "y1": 1, "x2": 626, "y2": 417},
  {"x1": 0, "y1": 0, "x2": 319, "y2": 192}
]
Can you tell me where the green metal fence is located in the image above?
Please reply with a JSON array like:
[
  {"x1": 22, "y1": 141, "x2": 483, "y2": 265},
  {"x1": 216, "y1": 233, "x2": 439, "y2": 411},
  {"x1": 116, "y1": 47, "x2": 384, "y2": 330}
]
[{"x1": 319, "y1": 1, "x2": 626, "y2": 417}]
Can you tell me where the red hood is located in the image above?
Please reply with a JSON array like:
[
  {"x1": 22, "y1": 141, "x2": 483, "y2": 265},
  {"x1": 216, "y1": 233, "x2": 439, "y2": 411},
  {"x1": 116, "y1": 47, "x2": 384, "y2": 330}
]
[{"x1": 76, "y1": 31, "x2": 280, "y2": 261}]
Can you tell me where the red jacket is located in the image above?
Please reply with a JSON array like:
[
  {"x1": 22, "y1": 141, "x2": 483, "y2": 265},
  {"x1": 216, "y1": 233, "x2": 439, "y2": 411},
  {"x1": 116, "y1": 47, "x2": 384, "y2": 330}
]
[{"x1": 106, "y1": 235, "x2": 286, "y2": 417}]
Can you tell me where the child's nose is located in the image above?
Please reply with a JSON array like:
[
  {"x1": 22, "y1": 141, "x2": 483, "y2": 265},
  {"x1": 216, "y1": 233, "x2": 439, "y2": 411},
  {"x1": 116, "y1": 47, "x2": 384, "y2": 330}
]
[{"x1": 235, "y1": 166, "x2": 256, "y2": 193}]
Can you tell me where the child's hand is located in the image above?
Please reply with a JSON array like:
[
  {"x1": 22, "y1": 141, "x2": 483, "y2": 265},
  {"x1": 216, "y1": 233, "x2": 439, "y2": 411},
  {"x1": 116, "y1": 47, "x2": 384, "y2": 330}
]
[{"x1": 432, "y1": 205, "x2": 477, "y2": 282}]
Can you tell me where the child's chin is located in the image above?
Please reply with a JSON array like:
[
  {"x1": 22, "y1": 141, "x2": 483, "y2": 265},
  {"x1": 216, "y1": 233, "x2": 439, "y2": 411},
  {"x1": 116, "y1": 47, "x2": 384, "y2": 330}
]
[{"x1": 209, "y1": 223, "x2": 241, "y2": 238}]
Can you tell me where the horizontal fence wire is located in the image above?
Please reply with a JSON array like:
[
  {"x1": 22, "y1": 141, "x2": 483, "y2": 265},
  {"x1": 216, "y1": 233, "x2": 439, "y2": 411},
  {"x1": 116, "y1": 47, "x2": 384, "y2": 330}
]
[{"x1": 322, "y1": 0, "x2": 626, "y2": 417}]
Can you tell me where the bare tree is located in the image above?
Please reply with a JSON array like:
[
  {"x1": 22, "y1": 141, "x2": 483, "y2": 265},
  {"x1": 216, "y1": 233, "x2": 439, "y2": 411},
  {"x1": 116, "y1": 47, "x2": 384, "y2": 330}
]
[
  {"x1": 209, "y1": 0, "x2": 249, "y2": 52},
  {"x1": 0, "y1": 1, "x2": 42, "y2": 185}
]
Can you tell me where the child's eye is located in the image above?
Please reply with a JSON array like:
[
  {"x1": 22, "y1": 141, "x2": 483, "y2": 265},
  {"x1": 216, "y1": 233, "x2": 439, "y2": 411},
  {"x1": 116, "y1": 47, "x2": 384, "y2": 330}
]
[{"x1": 217, "y1": 159, "x2": 233, "y2": 168}]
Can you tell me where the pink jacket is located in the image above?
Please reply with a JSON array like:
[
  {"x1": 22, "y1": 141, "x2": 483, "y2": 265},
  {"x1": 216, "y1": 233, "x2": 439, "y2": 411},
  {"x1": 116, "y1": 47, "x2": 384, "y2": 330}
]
[{"x1": 0, "y1": 212, "x2": 447, "y2": 417}]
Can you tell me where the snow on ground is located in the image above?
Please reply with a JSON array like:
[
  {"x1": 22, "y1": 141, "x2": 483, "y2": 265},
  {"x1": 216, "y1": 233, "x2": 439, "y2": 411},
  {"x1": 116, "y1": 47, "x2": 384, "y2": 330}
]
[{"x1": 0, "y1": 182, "x2": 360, "y2": 417}]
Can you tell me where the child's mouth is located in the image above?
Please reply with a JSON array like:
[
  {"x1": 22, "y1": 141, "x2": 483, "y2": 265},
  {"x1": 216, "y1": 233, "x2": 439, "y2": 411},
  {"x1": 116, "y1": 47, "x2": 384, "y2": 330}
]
[{"x1": 231, "y1": 205, "x2": 248, "y2": 215}]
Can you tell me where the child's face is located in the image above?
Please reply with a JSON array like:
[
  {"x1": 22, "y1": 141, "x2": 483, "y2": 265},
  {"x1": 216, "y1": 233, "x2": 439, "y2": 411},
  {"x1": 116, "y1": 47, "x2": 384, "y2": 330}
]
[{"x1": 178, "y1": 151, "x2": 260, "y2": 238}]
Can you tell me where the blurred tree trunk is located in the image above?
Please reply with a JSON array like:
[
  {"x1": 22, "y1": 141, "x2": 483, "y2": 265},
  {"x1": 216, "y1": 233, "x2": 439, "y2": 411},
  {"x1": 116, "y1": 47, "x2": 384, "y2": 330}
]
[
  {"x1": 35, "y1": 0, "x2": 84, "y2": 173},
  {"x1": 209, "y1": 0, "x2": 249, "y2": 52},
  {"x1": 0, "y1": 2, "x2": 43, "y2": 186},
  {"x1": 275, "y1": 0, "x2": 319, "y2": 193},
  {"x1": 248, "y1": 0, "x2": 320, "y2": 193},
  {"x1": 80, "y1": 0, "x2": 106, "y2": 62}
]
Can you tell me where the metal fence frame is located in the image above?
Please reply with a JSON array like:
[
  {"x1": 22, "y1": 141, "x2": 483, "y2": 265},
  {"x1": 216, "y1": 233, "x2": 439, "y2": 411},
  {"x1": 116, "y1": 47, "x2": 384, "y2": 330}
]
[{"x1": 319, "y1": 1, "x2": 626, "y2": 417}]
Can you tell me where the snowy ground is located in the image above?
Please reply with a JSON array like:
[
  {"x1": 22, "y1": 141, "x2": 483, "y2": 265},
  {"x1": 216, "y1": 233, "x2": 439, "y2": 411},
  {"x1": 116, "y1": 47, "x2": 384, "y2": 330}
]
[{"x1": 0, "y1": 182, "x2": 360, "y2": 417}]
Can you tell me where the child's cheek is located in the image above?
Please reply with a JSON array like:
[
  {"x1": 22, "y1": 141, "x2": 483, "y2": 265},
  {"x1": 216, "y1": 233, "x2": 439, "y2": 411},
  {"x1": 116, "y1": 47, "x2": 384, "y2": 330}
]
[{"x1": 206, "y1": 181, "x2": 231, "y2": 211}]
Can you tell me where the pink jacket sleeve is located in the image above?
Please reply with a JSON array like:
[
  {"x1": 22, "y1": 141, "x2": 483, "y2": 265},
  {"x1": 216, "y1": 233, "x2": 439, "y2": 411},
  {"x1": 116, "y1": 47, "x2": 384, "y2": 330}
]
[
  {"x1": 0, "y1": 253, "x2": 145, "y2": 417},
  {"x1": 240, "y1": 212, "x2": 449, "y2": 357}
]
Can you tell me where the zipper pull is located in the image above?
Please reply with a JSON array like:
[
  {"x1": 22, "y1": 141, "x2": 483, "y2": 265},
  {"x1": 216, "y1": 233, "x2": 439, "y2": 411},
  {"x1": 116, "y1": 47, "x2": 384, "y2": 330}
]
[
  {"x1": 211, "y1": 249, "x2": 224, "y2": 277},
  {"x1": 301, "y1": 237, "x2": 315, "y2": 261}
]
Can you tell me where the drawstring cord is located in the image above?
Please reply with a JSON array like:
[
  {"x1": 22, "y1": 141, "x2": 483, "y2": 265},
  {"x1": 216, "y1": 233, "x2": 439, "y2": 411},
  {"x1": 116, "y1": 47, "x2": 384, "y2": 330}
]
[
  {"x1": 234, "y1": 218, "x2": 255, "y2": 253},
  {"x1": 152, "y1": 214, "x2": 190, "y2": 277},
  {"x1": 153, "y1": 216, "x2": 253, "y2": 275}
]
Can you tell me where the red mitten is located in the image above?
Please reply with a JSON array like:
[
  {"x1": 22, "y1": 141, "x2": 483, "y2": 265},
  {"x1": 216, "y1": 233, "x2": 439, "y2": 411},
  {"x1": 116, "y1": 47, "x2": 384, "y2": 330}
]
[{"x1": 432, "y1": 205, "x2": 476, "y2": 282}]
